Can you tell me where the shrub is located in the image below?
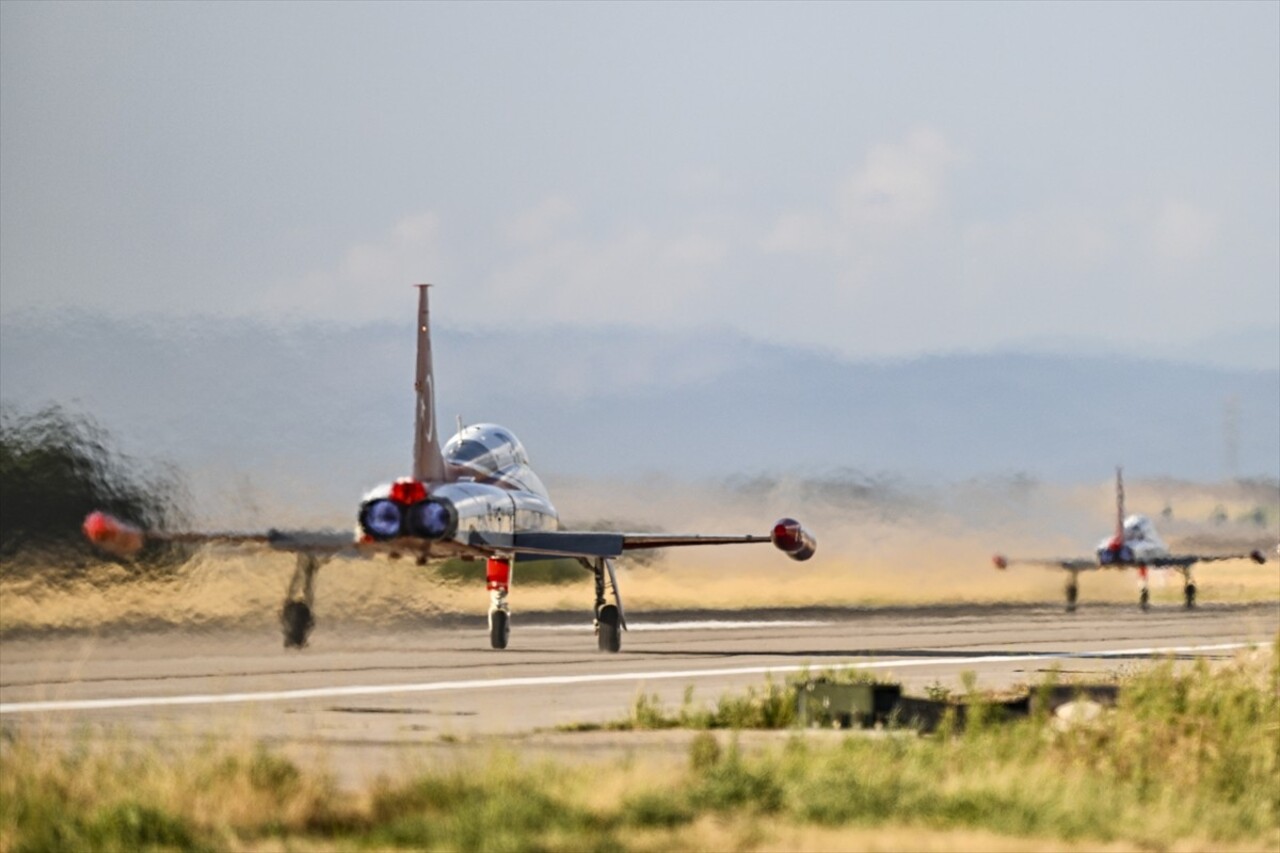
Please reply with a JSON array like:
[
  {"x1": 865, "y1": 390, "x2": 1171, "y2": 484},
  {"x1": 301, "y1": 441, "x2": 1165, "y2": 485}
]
[{"x1": 0, "y1": 404, "x2": 186, "y2": 570}]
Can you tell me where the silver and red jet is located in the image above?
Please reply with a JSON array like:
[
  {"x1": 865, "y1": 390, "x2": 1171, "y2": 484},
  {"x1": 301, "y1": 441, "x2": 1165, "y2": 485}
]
[
  {"x1": 992, "y1": 467, "x2": 1265, "y2": 611},
  {"x1": 84, "y1": 286, "x2": 816, "y2": 651}
]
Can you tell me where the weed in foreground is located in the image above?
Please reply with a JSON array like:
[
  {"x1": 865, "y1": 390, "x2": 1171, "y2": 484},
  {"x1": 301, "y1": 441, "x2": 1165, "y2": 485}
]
[{"x1": 612, "y1": 669, "x2": 862, "y2": 732}]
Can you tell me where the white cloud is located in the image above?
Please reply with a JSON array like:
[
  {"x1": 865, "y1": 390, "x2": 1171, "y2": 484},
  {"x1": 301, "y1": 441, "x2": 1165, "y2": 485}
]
[
  {"x1": 660, "y1": 233, "x2": 728, "y2": 266},
  {"x1": 1145, "y1": 199, "x2": 1219, "y2": 266},
  {"x1": 233, "y1": 175, "x2": 1242, "y2": 366},
  {"x1": 254, "y1": 213, "x2": 443, "y2": 322},
  {"x1": 763, "y1": 127, "x2": 960, "y2": 259},
  {"x1": 841, "y1": 127, "x2": 958, "y2": 229},
  {"x1": 504, "y1": 196, "x2": 578, "y2": 245},
  {"x1": 962, "y1": 208, "x2": 1115, "y2": 287},
  {"x1": 479, "y1": 223, "x2": 733, "y2": 327},
  {"x1": 762, "y1": 211, "x2": 839, "y2": 254}
]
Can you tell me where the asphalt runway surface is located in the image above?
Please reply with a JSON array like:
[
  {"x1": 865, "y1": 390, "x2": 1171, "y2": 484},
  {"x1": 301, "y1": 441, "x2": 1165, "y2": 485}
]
[{"x1": 3, "y1": 601, "x2": 1277, "y2": 787}]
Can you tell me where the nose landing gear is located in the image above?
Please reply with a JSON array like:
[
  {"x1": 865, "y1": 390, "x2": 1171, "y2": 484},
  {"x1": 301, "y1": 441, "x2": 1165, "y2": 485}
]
[
  {"x1": 487, "y1": 558, "x2": 512, "y2": 650},
  {"x1": 489, "y1": 608, "x2": 510, "y2": 649}
]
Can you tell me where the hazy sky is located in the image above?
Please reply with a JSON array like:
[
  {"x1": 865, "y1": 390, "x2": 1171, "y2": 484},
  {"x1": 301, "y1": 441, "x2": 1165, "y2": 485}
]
[{"x1": 2, "y1": 1, "x2": 1277, "y2": 363}]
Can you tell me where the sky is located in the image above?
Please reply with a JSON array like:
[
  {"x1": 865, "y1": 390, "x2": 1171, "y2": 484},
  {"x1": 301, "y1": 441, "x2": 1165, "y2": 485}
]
[{"x1": 2, "y1": 1, "x2": 1277, "y2": 365}]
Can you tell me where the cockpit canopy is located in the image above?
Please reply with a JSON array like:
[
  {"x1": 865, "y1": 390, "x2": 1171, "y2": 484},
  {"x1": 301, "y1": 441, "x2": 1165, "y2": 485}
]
[
  {"x1": 444, "y1": 423, "x2": 529, "y2": 473},
  {"x1": 1122, "y1": 514, "x2": 1160, "y2": 544},
  {"x1": 443, "y1": 423, "x2": 548, "y2": 498}
]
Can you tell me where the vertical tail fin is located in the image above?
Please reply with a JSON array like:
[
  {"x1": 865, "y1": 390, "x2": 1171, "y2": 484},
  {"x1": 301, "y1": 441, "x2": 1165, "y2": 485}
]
[
  {"x1": 412, "y1": 285, "x2": 447, "y2": 482},
  {"x1": 1114, "y1": 465, "x2": 1125, "y2": 540}
]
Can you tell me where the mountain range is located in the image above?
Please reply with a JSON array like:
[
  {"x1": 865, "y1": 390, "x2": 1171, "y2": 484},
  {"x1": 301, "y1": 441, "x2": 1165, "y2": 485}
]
[{"x1": 1, "y1": 312, "x2": 1275, "y2": 522}]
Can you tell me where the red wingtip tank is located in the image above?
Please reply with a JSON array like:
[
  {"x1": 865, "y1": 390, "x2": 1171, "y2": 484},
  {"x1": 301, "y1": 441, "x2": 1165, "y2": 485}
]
[
  {"x1": 771, "y1": 518, "x2": 816, "y2": 561},
  {"x1": 82, "y1": 511, "x2": 145, "y2": 558},
  {"x1": 992, "y1": 554, "x2": 1009, "y2": 570}
]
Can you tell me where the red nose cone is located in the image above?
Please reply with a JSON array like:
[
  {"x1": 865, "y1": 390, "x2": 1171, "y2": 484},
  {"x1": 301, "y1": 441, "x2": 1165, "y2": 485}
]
[{"x1": 992, "y1": 554, "x2": 1008, "y2": 570}]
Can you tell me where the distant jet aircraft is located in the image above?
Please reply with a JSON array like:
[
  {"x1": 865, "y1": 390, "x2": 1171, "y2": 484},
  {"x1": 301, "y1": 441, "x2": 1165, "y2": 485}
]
[
  {"x1": 84, "y1": 286, "x2": 816, "y2": 652},
  {"x1": 992, "y1": 468, "x2": 1265, "y2": 611}
]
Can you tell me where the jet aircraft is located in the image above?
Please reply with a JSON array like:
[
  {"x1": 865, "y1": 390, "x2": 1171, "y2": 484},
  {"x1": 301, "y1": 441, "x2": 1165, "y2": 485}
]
[
  {"x1": 991, "y1": 468, "x2": 1265, "y2": 611},
  {"x1": 84, "y1": 286, "x2": 817, "y2": 652}
]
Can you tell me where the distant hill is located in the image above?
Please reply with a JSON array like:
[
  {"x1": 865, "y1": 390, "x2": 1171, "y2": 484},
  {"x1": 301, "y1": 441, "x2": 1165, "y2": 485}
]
[{"x1": 1, "y1": 312, "x2": 1276, "y2": 519}]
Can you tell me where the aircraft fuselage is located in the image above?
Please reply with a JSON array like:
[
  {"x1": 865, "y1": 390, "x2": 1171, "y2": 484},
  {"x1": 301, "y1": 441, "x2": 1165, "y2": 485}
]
[
  {"x1": 357, "y1": 422, "x2": 559, "y2": 558},
  {"x1": 1094, "y1": 514, "x2": 1168, "y2": 567}
]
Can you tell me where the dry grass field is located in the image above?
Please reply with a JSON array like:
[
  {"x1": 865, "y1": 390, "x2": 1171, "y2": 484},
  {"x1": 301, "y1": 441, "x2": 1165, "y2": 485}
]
[{"x1": 2, "y1": 477, "x2": 1275, "y2": 635}]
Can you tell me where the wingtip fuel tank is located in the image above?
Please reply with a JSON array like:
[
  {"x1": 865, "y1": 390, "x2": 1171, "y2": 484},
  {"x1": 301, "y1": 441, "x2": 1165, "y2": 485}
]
[
  {"x1": 82, "y1": 511, "x2": 145, "y2": 558},
  {"x1": 771, "y1": 518, "x2": 817, "y2": 561}
]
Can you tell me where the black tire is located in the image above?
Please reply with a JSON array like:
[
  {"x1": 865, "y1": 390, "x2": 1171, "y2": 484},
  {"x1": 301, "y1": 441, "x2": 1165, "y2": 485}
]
[
  {"x1": 1065, "y1": 584, "x2": 1078, "y2": 613},
  {"x1": 281, "y1": 601, "x2": 314, "y2": 649},
  {"x1": 1140, "y1": 589, "x2": 1150, "y2": 611},
  {"x1": 597, "y1": 604, "x2": 621, "y2": 653},
  {"x1": 1184, "y1": 583, "x2": 1197, "y2": 610},
  {"x1": 489, "y1": 610, "x2": 510, "y2": 650}
]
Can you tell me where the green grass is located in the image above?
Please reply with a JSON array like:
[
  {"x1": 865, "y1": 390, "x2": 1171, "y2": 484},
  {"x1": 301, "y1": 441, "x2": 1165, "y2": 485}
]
[
  {"x1": 3, "y1": 644, "x2": 1277, "y2": 851},
  {"x1": 563, "y1": 667, "x2": 888, "y2": 732}
]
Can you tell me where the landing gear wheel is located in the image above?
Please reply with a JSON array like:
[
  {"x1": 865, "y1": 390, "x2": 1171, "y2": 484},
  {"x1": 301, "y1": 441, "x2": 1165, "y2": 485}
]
[
  {"x1": 281, "y1": 601, "x2": 314, "y2": 649},
  {"x1": 1184, "y1": 583, "x2": 1196, "y2": 610},
  {"x1": 597, "y1": 604, "x2": 622, "y2": 653},
  {"x1": 1065, "y1": 584, "x2": 1078, "y2": 613},
  {"x1": 489, "y1": 610, "x2": 510, "y2": 650},
  {"x1": 1139, "y1": 589, "x2": 1150, "y2": 611}
]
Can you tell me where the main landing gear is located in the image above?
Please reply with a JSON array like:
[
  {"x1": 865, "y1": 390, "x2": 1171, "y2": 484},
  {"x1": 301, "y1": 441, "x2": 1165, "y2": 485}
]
[
  {"x1": 1064, "y1": 574, "x2": 1079, "y2": 613},
  {"x1": 590, "y1": 557, "x2": 626, "y2": 653},
  {"x1": 1138, "y1": 565, "x2": 1150, "y2": 612},
  {"x1": 1182, "y1": 568, "x2": 1196, "y2": 610},
  {"x1": 281, "y1": 552, "x2": 322, "y2": 648},
  {"x1": 483, "y1": 555, "x2": 626, "y2": 653}
]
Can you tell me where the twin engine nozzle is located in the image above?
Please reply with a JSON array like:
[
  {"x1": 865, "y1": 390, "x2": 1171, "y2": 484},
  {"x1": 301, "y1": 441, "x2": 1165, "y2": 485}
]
[
  {"x1": 1097, "y1": 541, "x2": 1135, "y2": 565},
  {"x1": 359, "y1": 497, "x2": 457, "y2": 542}
]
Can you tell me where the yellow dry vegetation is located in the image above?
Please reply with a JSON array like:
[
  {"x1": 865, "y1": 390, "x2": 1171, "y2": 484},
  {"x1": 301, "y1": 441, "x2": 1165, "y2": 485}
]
[{"x1": 2, "y1": 477, "x2": 1275, "y2": 633}]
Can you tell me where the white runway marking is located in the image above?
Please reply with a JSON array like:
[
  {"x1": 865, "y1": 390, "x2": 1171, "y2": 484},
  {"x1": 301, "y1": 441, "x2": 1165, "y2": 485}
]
[
  {"x1": 0, "y1": 642, "x2": 1252, "y2": 715},
  {"x1": 525, "y1": 620, "x2": 832, "y2": 632}
]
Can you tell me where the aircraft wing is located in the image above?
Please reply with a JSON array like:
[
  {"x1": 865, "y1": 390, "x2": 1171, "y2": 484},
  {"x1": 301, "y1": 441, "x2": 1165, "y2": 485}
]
[
  {"x1": 1145, "y1": 550, "x2": 1266, "y2": 569},
  {"x1": 83, "y1": 512, "x2": 361, "y2": 558},
  {"x1": 992, "y1": 555, "x2": 1098, "y2": 571},
  {"x1": 471, "y1": 518, "x2": 815, "y2": 561},
  {"x1": 992, "y1": 550, "x2": 1266, "y2": 571},
  {"x1": 468, "y1": 530, "x2": 777, "y2": 560},
  {"x1": 85, "y1": 511, "x2": 815, "y2": 562}
]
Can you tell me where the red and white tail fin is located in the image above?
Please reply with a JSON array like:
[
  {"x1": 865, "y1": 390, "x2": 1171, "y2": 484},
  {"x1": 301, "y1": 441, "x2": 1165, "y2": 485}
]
[
  {"x1": 412, "y1": 284, "x2": 447, "y2": 483},
  {"x1": 1114, "y1": 465, "x2": 1125, "y2": 541}
]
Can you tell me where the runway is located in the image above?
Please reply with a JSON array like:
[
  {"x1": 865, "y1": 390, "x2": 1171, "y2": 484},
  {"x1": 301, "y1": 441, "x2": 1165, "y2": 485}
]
[{"x1": 2, "y1": 602, "x2": 1276, "y2": 786}]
